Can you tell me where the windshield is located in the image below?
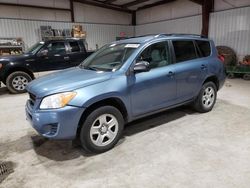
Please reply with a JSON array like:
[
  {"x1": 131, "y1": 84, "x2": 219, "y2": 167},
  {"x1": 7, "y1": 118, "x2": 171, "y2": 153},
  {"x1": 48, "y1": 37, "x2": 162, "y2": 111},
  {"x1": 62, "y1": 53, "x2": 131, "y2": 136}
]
[
  {"x1": 80, "y1": 43, "x2": 139, "y2": 72},
  {"x1": 25, "y1": 42, "x2": 44, "y2": 54}
]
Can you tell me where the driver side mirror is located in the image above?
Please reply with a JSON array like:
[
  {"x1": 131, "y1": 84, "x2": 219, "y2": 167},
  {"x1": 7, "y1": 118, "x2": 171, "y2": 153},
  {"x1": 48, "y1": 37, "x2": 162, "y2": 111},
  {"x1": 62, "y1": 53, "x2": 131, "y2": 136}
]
[
  {"x1": 38, "y1": 49, "x2": 48, "y2": 57},
  {"x1": 133, "y1": 61, "x2": 150, "y2": 73}
]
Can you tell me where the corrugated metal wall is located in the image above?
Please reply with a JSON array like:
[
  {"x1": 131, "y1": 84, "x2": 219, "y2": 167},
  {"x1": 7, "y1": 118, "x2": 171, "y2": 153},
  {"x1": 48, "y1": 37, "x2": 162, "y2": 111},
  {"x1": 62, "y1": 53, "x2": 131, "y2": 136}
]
[
  {"x1": 135, "y1": 15, "x2": 202, "y2": 36},
  {"x1": 135, "y1": 6, "x2": 250, "y2": 60},
  {"x1": 0, "y1": 18, "x2": 134, "y2": 50},
  {"x1": 0, "y1": 6, "x2": 249, "y2": 59},
  {"x1": 209, "y1": 6, "x2": 250, "y2": 60}
]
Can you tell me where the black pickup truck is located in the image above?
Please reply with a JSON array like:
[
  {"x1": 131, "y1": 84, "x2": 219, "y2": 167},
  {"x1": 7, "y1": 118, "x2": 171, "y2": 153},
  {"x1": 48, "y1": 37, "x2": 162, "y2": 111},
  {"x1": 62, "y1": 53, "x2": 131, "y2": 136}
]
[{"x1": 0, "y1": 38, "x2": 93, "y2": 93}]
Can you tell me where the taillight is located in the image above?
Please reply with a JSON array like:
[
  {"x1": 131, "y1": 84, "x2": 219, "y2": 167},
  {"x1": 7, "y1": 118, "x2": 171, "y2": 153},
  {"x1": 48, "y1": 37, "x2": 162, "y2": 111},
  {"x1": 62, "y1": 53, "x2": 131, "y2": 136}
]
[{"x1": 218, "y1": 54, "x2": 225, "y2": 63}]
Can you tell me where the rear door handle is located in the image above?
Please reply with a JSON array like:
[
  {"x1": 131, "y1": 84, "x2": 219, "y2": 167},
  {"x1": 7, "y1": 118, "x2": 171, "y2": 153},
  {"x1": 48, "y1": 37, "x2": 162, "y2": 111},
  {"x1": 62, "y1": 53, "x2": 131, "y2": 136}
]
[
  {"x1": 201, "y1": 64, "x2": 207, "y2": 70},
  {"x1": 167, "y1": 71, "x2": 175, "y2": 77}
]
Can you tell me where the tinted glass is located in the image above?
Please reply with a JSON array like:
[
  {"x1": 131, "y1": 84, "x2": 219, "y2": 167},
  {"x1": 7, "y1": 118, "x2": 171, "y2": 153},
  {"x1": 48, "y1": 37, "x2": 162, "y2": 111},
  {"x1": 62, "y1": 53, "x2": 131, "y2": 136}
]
[
  {"x1": 196, "y1": 40, "x2": 211, "y2": 57},
  {"x1": 26, "y1": 42, "x2": 44, "y2": 54},
  {"x1": 47, "y1": 42, "x2": 66, "y2": 55},
  {"x1": 138, "y1": 41, "x2": 170, "y2": 69},
  {"x1": 69, "y1": 41, "x2": 80, "y2": 52},
  {"x1": 78, "y1": 40, "x2": 86, "y2": 52},
  {"x1": 173, "y1": 40, "x2": 197, "y2": 63}
]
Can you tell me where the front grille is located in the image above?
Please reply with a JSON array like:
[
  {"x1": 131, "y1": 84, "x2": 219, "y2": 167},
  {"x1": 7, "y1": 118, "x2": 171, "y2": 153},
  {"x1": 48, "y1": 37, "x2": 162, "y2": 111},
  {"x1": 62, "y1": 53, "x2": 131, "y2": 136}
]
[
  {"x1": 42, "y1": 124, "x2": 58, "y2": 136},
  {"x1": 49, "y1": 124, "x2": 58, "y2": 135},
  {"x1": 29, "y1": 92, "x2": 36, "y2": 101},
  {"x1": 29, "y1": 92, "x2": 36, "y2": 107}
]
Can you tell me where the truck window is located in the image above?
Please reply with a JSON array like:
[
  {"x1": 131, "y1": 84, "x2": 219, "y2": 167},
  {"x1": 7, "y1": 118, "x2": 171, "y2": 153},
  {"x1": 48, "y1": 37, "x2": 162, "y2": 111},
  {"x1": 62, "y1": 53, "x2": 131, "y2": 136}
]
[
  {"x1": 69, "y1": 41, "x2": 80, "y2": 53},
  {"x1": 47, "y1": 42, "x2": 66, "y2": 55},
  {"x1": 78, "y1": 40, "x2": 87, "y2": 53},
  {"x1": 172, "y1": 40, "x2": 197, "y2": 63}
]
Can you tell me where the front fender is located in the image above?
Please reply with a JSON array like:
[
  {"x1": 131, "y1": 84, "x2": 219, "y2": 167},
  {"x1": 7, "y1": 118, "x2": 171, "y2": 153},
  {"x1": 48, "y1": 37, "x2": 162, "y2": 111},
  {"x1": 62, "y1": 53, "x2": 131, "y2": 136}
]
[{"x1": 68, "y1": 76, "x2": 130, "y2": 109}]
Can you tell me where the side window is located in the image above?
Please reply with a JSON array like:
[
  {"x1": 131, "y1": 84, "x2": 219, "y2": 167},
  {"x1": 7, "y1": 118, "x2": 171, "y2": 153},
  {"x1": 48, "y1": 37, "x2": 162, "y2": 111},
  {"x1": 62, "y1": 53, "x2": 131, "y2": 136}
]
[
  {"x1": 69, "y1": 41, "x2": 80, "y2": 53},
  {"x1": 196, "y1": 40, "x2": 211, "y2": 57},
  {"x1": 172, "y1": 40, "x2": 197, "y2": 63},
  {"x1": 138, "y1": 41, "x2": 170, "y2": 69},
  {"x1": 47, "y1": 42, "x2": 66, "y2": 55},
  {"x1": 78, "y1": 41, "x2": 86, "y2": 53}
]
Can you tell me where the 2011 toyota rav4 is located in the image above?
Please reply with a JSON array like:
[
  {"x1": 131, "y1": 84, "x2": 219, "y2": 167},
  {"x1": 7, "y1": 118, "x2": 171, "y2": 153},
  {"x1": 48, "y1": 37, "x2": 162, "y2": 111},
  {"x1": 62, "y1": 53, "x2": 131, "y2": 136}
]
[{"x1": 25, "y1": 34, "x2": 226, "y2": 153}]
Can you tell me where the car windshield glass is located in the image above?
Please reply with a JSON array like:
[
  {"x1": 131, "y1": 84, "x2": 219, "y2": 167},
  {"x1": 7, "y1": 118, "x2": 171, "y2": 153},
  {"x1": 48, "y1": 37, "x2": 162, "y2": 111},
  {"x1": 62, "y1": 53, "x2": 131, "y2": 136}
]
[
  {"x1": 25, "y1": 42, "x2": 44, "y2": 54},
  {"x1": 80, "y1": 43, "x2": 139, "y2": 72}
]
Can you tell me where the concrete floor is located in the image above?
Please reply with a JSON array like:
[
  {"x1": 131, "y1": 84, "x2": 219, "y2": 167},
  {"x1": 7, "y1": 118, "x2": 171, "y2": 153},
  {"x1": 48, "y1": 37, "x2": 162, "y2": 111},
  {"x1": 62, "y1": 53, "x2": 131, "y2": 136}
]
[{"x1": 0, "y1": 79, "x2": 250, "y2": 188}]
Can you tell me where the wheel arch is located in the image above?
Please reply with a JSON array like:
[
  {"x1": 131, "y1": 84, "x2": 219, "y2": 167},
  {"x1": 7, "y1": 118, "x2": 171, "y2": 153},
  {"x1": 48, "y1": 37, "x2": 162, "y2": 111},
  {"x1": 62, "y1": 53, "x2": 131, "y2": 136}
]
[
  {"x1": 203, "y1": 75, "x2": 219, "y2": 90},
  {"x1": 4, "y1": 67, "x2": 34, "y2": 83},
  {"x1": 76, "y1": 97, "x2": 128, "y2": 138}
]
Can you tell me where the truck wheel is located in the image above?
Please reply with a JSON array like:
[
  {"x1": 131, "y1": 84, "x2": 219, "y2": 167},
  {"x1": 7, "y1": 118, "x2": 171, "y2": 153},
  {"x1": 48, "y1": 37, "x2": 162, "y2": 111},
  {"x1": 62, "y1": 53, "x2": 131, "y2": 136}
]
[
  {"x1": 80, "y1": 106, "x2": 124, "y2": 154},
  {"x1": 193, "y1": 82, "x2": 217, "y2": 113},
  {"x1": 243, "y1": 74, "x2": 250, "y2": 80},
  {"x1": 227, "y1": 73, "x2": 234, "y2": 79},
  {"x1": 6, "y1": 71, "x2": 32, "y2": 94}
]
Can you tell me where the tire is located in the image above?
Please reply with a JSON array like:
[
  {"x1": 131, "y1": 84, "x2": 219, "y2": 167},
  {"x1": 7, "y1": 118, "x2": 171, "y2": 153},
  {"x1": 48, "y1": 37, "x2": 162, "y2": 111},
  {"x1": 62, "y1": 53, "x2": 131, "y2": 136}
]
[
  {"x1": 80, "y1": 106, "x2": 124, "y2": 154},
  {"x1": 6, "y1": 71, "x2": 32, "y2": 94},
  {"x1": 193, "y1": 82, "x2": 217, "y2": 113},
  {"x1": 227, "y1": 73, "x2": 234, "y2": 79},
  {"x1": 243, "y1": 74, "x2": 250, "y2": 80}
]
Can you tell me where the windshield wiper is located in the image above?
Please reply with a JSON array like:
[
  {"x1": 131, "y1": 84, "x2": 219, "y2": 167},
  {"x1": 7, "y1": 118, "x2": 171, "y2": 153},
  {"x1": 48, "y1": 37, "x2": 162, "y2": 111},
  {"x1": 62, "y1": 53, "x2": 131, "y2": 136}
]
[{"x1": 80, "y1": 65, "x2": 98, "y2": 71}]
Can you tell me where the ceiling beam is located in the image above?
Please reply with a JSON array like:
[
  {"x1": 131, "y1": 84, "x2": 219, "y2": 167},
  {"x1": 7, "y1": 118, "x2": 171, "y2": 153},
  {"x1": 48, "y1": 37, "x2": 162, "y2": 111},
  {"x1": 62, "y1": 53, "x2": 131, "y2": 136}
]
[
  {"x1": 201, "y1": 0, "x2": 214, "y2": 36},
  {"x1": 0, "y1": 2, "x2": 70, "y2": 11},
  {"x1": 104, "y1": 0, "x2": 117, "y2": 3},
  {"x1": 122, "y1": 0, "x2": 150, "y2": 8},
  {"x1": 70, "y1": 0, "x2": 75, "y2": 22},
  {"x1": 138, "y1": 0, "x2": 176, "y2": 10},
  {"x1": 189, "y1": 0, "x2": 204, "y2": 5},
  {"x1": 74, "y1": 0, "x2": 132, "y2": 13}
]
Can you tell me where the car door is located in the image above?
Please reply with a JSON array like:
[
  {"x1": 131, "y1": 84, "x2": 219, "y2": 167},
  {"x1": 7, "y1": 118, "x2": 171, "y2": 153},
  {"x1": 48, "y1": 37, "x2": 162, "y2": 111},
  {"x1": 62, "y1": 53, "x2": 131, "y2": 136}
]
[
  {"x1": 36, "y1": 41, "x2": 69, "y2": 72},
  {"x1": 129, "y1": 41, "x2": 177, "y2": 117},
  {"x1": 171, "y1": 40, "x2": 208, "y2": 103},
  {"x1": 66, "y1": 40, "x2": 87, "y2": 67}
]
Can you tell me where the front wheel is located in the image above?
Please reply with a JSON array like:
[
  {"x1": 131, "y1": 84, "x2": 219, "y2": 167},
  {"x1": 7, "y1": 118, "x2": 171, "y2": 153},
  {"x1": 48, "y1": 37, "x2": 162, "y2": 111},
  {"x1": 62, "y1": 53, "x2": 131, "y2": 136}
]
[
  {"x1": 80, "y1": 106, "x2": 124, "y2": 154},
  {"x1": 193, "y1": 82, "x2": 217, "y2": 113},
  {"x1": 6, "y1": 71, "x2": 32, "y2": 94}
]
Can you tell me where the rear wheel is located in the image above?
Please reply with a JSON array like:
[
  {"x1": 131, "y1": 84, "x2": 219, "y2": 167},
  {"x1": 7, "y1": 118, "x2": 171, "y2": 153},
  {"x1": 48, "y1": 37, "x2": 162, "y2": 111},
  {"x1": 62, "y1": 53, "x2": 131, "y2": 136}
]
[
  {"x1": 79, "y1": 106, "x2": 124, "y2": 154},
  {"x1": 6, "y1": 71, "x2": 32, "y2": 94},
  {"x1": 193, "y1": 82, "x2": 217, "y2": 113}
]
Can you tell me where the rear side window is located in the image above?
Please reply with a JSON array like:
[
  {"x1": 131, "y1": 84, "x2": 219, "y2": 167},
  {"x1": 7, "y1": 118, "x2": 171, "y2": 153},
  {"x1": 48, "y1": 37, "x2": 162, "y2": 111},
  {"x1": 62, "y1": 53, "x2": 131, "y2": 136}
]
[
  {"x1": 196, "y1": 40, "x2": 211, "y2": 57},
  {"x1": 172, "y1": 40, "x2": 197, "y2": 63},
  {"x1": 69, "y1": 41, "x2": 80, "y2": 52},
  {"x1": 78, "y1": 40, "x2": 86, "y2": 53}
]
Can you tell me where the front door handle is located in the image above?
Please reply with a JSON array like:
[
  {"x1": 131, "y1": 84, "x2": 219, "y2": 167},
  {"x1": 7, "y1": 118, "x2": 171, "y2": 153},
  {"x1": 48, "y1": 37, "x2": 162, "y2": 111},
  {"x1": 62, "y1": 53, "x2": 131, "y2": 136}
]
[{"x1": 64, "y1": 56, "x2": 70, "y2": 60}]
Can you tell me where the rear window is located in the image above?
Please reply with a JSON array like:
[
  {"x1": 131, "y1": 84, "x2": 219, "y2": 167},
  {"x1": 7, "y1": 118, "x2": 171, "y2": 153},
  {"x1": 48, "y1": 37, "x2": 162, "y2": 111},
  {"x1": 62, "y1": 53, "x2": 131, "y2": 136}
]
[
  {"x1": 172, "y1": 40, "x2": 197, "y2": 63},
  {"x1": 196, "y1": 40, "x2": 211, "y2": 57}
]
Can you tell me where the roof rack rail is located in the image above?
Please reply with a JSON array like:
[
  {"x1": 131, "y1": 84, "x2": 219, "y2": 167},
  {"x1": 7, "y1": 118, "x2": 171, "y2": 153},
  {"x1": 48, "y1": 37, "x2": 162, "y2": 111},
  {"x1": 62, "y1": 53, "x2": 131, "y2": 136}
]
[
  {"x1": 157, "y1": 33, "x2": 208, "y2": 38},
  {"x1": 127, "y1": 33, "x2": 208, "y2": 40}
]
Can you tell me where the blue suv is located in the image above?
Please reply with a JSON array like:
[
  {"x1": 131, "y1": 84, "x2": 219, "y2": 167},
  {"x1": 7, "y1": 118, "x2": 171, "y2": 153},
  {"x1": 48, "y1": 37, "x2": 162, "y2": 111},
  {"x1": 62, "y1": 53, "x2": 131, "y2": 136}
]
[{"x1": 25, "y1": 34, "x2": 226, "y2": 153}]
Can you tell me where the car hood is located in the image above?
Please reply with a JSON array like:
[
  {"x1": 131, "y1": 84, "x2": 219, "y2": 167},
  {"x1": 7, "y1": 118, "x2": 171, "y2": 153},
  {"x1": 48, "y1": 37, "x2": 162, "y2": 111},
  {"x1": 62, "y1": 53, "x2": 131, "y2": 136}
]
[
  {"x1": 26, "y1": 67, "x2": 112, "y2": 98},
  {"x1": 0, "y1": 53, "x2": 31, "y2": 63}
]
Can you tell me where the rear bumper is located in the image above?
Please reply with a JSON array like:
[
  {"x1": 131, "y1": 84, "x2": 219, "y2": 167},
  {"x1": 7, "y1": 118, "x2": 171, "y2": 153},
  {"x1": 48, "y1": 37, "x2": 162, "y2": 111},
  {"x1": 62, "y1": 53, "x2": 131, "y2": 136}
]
[{"x1": 25, "y1": 100, "x2": 85, "y2": 139}]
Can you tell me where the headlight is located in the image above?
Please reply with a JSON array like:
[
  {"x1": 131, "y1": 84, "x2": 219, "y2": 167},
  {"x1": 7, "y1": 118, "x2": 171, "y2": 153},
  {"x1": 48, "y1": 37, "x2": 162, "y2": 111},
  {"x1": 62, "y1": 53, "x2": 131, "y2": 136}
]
[{"x1": 40, "y1": 92, "x2": 77, "y2": 109}]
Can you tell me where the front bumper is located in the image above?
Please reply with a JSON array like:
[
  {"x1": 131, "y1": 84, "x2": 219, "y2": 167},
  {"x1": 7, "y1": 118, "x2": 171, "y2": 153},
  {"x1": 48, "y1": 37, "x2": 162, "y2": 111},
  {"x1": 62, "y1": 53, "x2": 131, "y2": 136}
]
[{"x1": 25, "y1": 100, "x2": 85, "y2": 139}]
